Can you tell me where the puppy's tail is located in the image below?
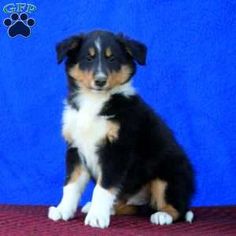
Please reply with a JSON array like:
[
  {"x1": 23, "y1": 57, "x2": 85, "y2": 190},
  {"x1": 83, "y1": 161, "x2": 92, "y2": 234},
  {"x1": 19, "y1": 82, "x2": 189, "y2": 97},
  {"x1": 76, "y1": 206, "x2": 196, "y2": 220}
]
[{"x1": 185, "y1": 210, "x2": 194, "y2": 223}]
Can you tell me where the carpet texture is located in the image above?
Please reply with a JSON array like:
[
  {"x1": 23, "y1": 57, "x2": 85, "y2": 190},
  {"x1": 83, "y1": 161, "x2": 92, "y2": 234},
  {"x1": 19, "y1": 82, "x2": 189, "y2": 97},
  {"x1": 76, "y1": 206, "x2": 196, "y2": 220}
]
[{"x1": 0, "y1": 205, "x2": 235, "y2": 236}]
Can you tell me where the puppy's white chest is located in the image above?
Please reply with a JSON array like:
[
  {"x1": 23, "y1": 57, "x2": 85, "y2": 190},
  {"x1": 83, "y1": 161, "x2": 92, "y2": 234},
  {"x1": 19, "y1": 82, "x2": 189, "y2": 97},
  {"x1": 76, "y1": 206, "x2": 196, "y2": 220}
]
[
  {"x1": 78, "y1": 104, "x2": 107, "y2": 140},
  {"x1": 62, "y1": 94, "x2": 109, "y2": 177}
]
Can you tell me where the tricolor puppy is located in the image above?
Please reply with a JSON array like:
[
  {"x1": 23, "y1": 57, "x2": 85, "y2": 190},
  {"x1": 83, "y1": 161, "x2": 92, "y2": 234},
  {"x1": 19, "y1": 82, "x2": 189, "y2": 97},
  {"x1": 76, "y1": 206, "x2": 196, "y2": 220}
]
[{"x1": 48, "y1": 30, "x2": 195, "y2": 228}]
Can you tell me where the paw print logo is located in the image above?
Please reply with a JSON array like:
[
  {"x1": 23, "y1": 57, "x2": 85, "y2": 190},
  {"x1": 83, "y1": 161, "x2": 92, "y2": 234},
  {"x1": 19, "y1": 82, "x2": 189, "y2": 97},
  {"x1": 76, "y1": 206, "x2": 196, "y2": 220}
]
[{"x1": 3, "y1": 13, "x2": 35, "y2": 38}]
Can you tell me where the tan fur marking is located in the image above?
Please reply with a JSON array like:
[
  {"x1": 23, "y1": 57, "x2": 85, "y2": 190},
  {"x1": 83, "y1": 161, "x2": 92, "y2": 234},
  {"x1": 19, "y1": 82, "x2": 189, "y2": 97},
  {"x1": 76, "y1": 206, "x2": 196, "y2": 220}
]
[
  {"x1": 69, "y1": 64, "x2": 133, "y2": 91},
  {"x1": 161, "y1": 204, "x2": 179, "y2": 220},
  {"x1": 114, "y1": 202, "x2": 137, "y2": 215},
  {"x1": 68, "y1": 166, "x2": 82, "y2": 183},
  {"x1": 106, "y1": 121, "x2": 120, "y2": 142},
  {"x1": 114, "y1": 184, "x2": 151, "y2": 215},
  {"x1": 150, "y1": 179, "x2": 167, "y2": 209},
  {"x1": 108, "y1": 187, "x2": 118, "y2": 196},
  {"x1": 150, "y1": 179, "x2": 179, "y2": 221},
  {"x1": 69, "y1": 64, "x2": 94, "y2": 90},
  {"x1": 105, "y1": 47, "x2": 112, "y2": 58},
  {"x1": 107, "y1": 65, "x2": 132, "y2": 89},
  {"x1": 88, "y1": 47, "x2": 95, "y2": 57}
]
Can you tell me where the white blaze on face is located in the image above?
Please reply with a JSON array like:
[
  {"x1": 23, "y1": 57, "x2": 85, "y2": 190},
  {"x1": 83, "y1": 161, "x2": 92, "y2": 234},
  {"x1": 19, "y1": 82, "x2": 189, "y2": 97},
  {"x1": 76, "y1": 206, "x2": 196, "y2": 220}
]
[
  {"x1": 94, "y1": 37, "x2": 106, "y2": 78},
  {"x1": 95, "y1": 37, "x2": 102, "y2": 53}
]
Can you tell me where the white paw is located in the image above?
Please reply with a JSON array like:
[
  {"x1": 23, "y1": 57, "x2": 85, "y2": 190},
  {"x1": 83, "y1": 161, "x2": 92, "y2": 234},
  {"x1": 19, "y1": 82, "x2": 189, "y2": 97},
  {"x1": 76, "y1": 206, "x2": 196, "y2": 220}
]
[
  {"x1": 82, "y1": 201, "x2": 115, "y2": 215},
  {"x1": 48, "y1": 206, "x2": 76, "y2": 221},
  {"x1": 185, "y1": 210, "x2": 194, "y2": 223},
  {"x1": 81, "y1": 202, "x2": 92, "y2": 214},
  {"x1": 150, "y1": 212, "x2": 173, "y2": 225},
  {"x1": 84, "y1": 208, "x2": 110, "y2": 228}
]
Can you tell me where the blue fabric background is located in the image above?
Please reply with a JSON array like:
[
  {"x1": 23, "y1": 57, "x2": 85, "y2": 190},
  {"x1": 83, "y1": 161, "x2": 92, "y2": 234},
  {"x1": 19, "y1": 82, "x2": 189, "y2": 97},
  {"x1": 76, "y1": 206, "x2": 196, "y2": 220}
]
[{"x1": 0, "y1": 0, "x2": 235, "y2": 207}]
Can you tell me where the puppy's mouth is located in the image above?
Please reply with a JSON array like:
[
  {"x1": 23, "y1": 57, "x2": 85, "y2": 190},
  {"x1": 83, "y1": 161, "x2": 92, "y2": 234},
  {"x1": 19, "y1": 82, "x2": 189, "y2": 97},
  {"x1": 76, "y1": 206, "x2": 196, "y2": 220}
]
[
  {"x1": 90, "y1": 80, "x2": 109, "y2": 92},
  {"x1": 91, "y1": 87, "x2": 105, "y2": 91},
  {"x1": 90, "y1": 87, "x2": 110, "y2": 93}
]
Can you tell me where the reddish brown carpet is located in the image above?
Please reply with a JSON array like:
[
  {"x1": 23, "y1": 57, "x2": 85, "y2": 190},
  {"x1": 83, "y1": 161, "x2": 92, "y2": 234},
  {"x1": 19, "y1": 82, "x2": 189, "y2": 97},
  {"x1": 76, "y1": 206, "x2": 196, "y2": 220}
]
[{"x1": 0, "y1": 205, "x2": 235, "y2": 236}]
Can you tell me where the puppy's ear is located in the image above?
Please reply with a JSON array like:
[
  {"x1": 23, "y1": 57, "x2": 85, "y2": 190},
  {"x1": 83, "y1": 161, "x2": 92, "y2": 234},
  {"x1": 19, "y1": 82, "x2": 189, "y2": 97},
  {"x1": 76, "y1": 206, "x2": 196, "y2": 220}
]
[
  {"x1": 56, "y1": 35, "x2": 84, "y2": 64},
  {"x1": 117, "y1": 34, "x2": 147, "y2": 65}
]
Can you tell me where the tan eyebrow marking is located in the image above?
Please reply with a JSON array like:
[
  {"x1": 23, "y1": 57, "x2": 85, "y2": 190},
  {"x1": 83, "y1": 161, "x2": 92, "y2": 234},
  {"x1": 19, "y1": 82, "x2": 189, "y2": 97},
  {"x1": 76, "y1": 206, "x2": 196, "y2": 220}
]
[
  {"x1": 88, "y1": 47, "x2": 96, "y2": 57},
  {"x1": 105, "y1": 47, "x2": 112, "y2": 57}
]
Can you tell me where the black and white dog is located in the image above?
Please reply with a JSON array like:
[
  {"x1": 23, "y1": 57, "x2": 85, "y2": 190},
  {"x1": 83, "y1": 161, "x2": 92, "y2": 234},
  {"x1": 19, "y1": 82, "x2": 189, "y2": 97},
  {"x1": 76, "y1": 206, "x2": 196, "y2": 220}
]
[{"x1": 48, "y1": 30, "x2": 195, "y2": 228}]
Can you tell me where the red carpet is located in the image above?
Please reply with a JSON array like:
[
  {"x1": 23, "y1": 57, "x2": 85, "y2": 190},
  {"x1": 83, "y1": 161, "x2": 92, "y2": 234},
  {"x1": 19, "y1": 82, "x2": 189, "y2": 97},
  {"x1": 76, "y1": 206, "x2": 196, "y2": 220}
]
[{"x1": 0, "y1": 205, "x2": 235, "y2": 236}]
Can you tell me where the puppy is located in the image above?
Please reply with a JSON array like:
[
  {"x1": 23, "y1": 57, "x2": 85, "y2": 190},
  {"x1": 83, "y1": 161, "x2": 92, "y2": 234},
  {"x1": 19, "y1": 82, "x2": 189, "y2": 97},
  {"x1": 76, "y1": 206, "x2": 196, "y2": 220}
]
[{"x1": 48, "y1": 30, "x2": 195, "y2": 228}]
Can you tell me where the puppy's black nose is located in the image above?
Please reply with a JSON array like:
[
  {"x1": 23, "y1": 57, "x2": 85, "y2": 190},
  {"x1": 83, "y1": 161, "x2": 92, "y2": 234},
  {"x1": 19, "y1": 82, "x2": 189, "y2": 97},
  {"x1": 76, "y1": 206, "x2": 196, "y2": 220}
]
[
  {"x1": 95, "y1": 80, "x2": 106, "y2": 87},
  {"x1": 94, "y1": 73, "x2": 107, "y2": 87}
]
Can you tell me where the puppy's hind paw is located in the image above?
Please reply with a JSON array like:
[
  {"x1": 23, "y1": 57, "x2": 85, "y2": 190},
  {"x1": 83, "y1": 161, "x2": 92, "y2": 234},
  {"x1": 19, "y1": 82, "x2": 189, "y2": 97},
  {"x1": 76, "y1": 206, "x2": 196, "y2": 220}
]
[
  {"x1": 150, "y1": 212, "x2": 173, "y2": 225},
  {"x1": 81, "y1": 202, "x2": 92, "y2": 214}
]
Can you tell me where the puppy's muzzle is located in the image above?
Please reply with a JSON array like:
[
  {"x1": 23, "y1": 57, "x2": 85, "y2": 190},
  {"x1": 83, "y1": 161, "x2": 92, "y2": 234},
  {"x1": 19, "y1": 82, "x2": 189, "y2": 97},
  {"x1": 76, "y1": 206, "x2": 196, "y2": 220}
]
[{"x1": 94, "y1": 74, "x2": 107, "y2": 88}]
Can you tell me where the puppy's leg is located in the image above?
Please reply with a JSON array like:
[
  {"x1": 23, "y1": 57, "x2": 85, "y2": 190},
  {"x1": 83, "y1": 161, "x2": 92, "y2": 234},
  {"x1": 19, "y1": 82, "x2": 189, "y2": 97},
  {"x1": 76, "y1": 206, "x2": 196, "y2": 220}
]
[
  {"x1": 114, "y1": 202, "x2": 138, "y2": 215},
  {"x1": 48, "y1": 147, "x2": 90, "y2": 221},
  {"x1": 150, "y1": 179, "x2": 180, "y2": 225},
  {"x1": 84, "y1": 177, "x2": 117, "y2": 228}
]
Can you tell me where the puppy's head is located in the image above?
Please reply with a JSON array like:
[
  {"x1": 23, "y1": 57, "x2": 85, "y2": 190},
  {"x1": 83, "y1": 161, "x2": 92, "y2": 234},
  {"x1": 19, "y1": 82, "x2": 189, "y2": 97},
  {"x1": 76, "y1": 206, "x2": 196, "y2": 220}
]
[{"x1": 56, "y1": 30, "x2": 147, "y2": 92}]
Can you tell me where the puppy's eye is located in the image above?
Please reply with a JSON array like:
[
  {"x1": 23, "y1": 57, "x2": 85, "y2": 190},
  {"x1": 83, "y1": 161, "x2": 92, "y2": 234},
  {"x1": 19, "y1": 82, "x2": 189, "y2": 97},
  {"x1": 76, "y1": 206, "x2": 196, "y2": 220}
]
[
  {"x1": 106, "y1": 55, "x2": 115, "y2": 62},
  {"x1": 86, "y1": 54, "x2": 95, "y2": 62}
]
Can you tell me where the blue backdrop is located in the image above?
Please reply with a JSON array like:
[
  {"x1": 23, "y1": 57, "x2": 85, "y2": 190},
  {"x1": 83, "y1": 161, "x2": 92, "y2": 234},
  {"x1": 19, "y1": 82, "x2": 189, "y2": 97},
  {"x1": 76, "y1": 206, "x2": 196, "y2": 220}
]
[{"x1": 0, "y1": 0, "x2": 235, "y2": 207}]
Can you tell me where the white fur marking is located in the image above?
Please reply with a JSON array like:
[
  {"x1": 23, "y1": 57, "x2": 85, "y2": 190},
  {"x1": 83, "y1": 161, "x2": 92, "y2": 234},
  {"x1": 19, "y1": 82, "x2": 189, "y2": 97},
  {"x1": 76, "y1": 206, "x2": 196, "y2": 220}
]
[
  {"x1": 95, "y1": 38, "x2": 101, "y2": 53},
  {"x1": 48, "y1": 171, "x2": 89, "y2": 221},
  {"x1": 62, "y1": 84, "x2": 135, "y2": 178},
  {"x1": 95, "y1": 38, "x2": 103, "y2": 73},
  {"x1": 150, "y1": 212, "x2": 173, "y2": 225},
  {"x1": 84, "y1": 185, "x2": 116, "y2": 228},
  {"x1": 185, "y1": 210, "x2": 194, "y2": 223},
  {"x1": 82, "y1": 201, "x2": 115, "y2": 215},
  {"x1": 62, "y1": 92, "x2": 110, "y2": 178},
  {"x1": 96, "y1": 71, "x2": 106, "y2": 78},
  {"x1": 111, "y1": 82, "x2": 136, "y2": 97}
]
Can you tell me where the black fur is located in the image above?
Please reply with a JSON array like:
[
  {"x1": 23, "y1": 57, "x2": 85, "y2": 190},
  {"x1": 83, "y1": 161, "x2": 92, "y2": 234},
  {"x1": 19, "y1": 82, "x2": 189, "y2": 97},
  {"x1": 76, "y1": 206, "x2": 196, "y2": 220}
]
[
  {"x1": 116, "y1": 33, "x2": 147, "y2": 65},
  {"x1": 64, "y1": 146, "x2": 81, "y2": 185},
  {"x1": 56, "y1": 35, "x2": 84, "y2": 64},
  {"x1": 98, "y1": 94, "x2": 194, "y2": 217}
]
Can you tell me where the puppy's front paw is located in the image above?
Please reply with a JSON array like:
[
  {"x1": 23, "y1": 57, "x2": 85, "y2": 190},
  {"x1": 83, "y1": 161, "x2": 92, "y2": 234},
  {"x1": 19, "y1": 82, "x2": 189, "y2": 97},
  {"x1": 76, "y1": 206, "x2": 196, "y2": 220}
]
[
  {"x1": 48, "y1": 206, "x2": 76, "y2": 221},
  {"x1": 84, "y1": 208, "x2": 110, "y2": 228}
]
